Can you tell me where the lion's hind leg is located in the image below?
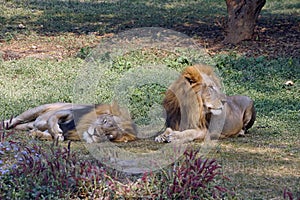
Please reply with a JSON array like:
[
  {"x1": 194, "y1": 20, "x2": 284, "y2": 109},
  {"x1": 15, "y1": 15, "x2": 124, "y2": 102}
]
[
  {"x1": 47, "y1": 110, "x2": 73, "y2": 141},
  {"x1": 6, "y1": 103, "x2": 73, "y2": 129}
]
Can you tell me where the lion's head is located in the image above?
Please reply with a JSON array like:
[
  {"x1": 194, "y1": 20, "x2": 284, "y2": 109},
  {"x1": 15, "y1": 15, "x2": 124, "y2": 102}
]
[
  {"x1": 163, "y1": 64, "x2": 226, "y2": 131},
  {"x1": 76, "y1": 102, "x2": 137, "y2": 143},
  {"x1": 197, "y1": 83, "x2": 226, "y2": 116}
]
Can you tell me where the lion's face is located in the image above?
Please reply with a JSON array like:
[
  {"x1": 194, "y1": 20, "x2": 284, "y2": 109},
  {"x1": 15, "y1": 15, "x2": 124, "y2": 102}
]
[
  {"x1": 82, "y1": 113, "x2": 137, "y2": 143},
  {"x1": 198, "y1": 84, "x2": 226, "y2": 116},
  {"x1": 163, "y1": 64, "x2": 226, "y2": 131},
  {"x1": 82, "y1": 114, "x2": 118, "y2": 143},
  {"x1": 183, "y1": 65, "x2": 226, "y2": 116}
]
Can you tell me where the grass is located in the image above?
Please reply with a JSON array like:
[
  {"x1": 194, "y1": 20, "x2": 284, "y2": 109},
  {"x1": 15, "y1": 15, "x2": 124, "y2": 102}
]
[
  {"x1": 212, "y1": 55, "x2": 299, "y2": 199},
  {"x1": 1, "y1": 50, "x2": 299, "y2": 199},
  {"x1": 0, "y1": 0, "x2": 227, "y2": 40},
  {"x1": 0, "y1": 58, "x2": 83, "y2": 118},
  {"x1": 0, "y1": 0, "x2": 299, "y2": 199},
  {"x1": 1, "y1": 0, "x2": 298, "y2": 42}
]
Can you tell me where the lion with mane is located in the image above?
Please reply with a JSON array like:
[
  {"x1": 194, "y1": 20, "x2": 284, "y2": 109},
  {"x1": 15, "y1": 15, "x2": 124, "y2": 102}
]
[
  {"x1": 155, "y1": 64, "x2": 256, "y2": 143},
  {"x1": 4, "y1": 102, "x2": 137, "y2": 143},
  {"x1": 5, "y1": 64, "x2": 255, "y2": 144}
]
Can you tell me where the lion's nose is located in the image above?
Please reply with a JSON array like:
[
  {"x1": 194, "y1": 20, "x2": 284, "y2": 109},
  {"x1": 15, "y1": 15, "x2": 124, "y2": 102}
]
[{"x1": 206, "y1": 104, "x2": 213, "y2": 110}]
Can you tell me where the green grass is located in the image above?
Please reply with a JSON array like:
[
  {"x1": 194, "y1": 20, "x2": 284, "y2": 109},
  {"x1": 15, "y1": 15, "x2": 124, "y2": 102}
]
[
  {"x1": 0, "y1": 0, "x2": 300, "y2": 199},
  {"x1": 0, "y1": 58, "x2": 83, "y2": 118},
  {"x1": 1, "y1": 0, "x2": 299, "y2": 42},
  {"x1": 1, "y1": 52, "x2": 299, "y2": 199},
  {"x1": 0, "y1": 0, "x2": 227, "y2": 41},
  {"x1": 212, "y1": 55, "x2": 300, "y2": 199},
  {"x1": 263, "y1": 0, "x2": 300, "y2": 15}
]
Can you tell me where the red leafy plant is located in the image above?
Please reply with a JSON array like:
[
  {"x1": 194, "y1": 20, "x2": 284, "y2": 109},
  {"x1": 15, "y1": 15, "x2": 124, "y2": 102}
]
[
  {"x1": 0, "y1": 121, "x2": 233, "y2": 199},
  {"x1": 0, "y1": 140, "x2": 112, "y2": 199},
  {"x1": 159, "y1": 148, "x2": 232, "y2": 199},
  {"x1": 0, "y1": 121, "x2": 112, "y2": 199}
]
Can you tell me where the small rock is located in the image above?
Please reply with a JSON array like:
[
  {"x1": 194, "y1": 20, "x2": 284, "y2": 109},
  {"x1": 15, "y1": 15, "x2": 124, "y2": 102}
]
[
  {"x1": 285, "y1": 80, "x2": 294, "y2": 86},
  {"x1": 18, "y1": 24, "x2": 26, "y2": 29}
]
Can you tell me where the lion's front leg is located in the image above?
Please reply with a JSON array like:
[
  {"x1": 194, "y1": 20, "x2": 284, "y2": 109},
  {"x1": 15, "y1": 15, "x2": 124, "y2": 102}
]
[
  {"x1": 12, "y1": 122, "x2": 35, "y2": 131},
  {"x1": 30, "y1": 130, "x2": 53, "y2": 141},
  {"x1": 155, "y1": 128, "x2": 207, "y2": 143}
]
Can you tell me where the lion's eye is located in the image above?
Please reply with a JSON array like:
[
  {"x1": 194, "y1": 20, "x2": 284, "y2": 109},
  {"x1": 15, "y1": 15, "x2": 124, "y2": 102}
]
[{"x1": 102, "y1": 118, "x2": 107, "y2": 124}]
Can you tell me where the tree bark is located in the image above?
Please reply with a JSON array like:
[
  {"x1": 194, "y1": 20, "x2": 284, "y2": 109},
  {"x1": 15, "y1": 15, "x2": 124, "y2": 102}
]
[{"x1": 224, "y1": 0, "x2": 266, "y2": 44}]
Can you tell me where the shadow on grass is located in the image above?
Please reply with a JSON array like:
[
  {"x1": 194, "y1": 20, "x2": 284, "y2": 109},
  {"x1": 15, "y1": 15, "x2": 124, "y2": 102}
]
[
  {"x1": 218, "y1": 139, "x2": 300, "y2": 199},
  {"x1": 1, "y1": 0, "x2": 299, "y2": 58},
  {"x1": 0, "y1": 0, "x2": 225, "y2": 38}
]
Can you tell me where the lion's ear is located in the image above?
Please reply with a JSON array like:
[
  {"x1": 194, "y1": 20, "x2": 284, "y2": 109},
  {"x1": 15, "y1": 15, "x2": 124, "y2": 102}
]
[
  {"x1": 110, "y1": 101, "x2": 121, "y2": 115},
  {"x1": 95, "y1": 104, "x2": 111, "y2": 115},
  {"x1": 185, "y1": 76, "x2": 194, "y2": 85},
  {"x1": 113, "y1": 133, "x2": 136, "y2": 143},
  {"x1": 183, "y1": 66, "x2": 203, "y2": 85}
]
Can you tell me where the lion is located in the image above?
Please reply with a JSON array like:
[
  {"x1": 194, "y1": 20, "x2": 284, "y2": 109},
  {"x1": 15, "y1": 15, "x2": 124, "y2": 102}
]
[
  {"x1": 4, "y1": 102, "x2": 137, "y2": 143},
  {"x1": 155, "y1": 64, "x2": 256, "y2": 143}
]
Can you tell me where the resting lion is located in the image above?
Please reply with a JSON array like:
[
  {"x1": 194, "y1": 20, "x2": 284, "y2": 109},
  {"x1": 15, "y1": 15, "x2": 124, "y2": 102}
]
[
  {"x1": 155, "y1": 64, "x2": 256, "y2": 143},
  {"x1": 4, "y1": 102, "x2": 137, "y2": 143}
]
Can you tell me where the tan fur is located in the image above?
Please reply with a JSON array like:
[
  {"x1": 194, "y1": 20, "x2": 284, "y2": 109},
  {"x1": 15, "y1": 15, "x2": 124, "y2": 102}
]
[
  {"x1": 162, "y1": 65, "x2": 221, "y2": 132},
  {"x1": 5, "y1": 102, "x2": 137, "y2": 143},
  {"x1": 76, "y1": 103, "x2": 136, "y2": 143},
  {"x1": 64, "y1": 130, "x2": 81, "y2": 141},
  {"x1": 156, "y1": 64, "x2": 256, "y2": 143}
]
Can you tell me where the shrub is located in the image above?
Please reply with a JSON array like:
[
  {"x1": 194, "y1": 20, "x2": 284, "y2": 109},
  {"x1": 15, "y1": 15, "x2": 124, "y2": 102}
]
[
  {"x1": 158, "y1": 148, "x2": 233, "y2": 199},
  {"x1": 0, "y1": 122, "x2": 233, "y2": 199},
  {"x1": 0, "y1": 123, "x2": 110, "y2": 199}
]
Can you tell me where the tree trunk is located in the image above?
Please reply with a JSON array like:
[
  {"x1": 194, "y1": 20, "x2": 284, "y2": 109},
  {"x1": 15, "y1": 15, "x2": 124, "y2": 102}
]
[{"x1": 224, "y1": 0, "x2": 266, "y2": 44}]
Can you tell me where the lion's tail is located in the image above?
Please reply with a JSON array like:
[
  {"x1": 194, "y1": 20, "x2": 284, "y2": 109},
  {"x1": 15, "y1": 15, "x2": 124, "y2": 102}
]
[{"x1": 245, "y1": 102, "x2": 256, "y2": 131}]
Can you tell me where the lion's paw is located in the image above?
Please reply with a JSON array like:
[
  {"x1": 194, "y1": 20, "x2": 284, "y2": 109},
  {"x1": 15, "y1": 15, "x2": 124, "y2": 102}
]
[
  {"x1": 56, "y1": 134, "x2": 64, "y2": 141},
  {"x1": 30, "y1": 130, "x2": 53, "y2": 141},
  {"x1": 155, "y1": 135, "x2": 167, "y2": 143},
  {"x1": 164, "y1": 133, "x2": 181, "y2": 143},
  {"x1": 155, "y1": 128, "x2": 179, "y2": 143}
]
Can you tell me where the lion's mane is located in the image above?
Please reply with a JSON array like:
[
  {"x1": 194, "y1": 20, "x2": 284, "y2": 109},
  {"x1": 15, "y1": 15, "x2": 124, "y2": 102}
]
[
  {"x1": 163, "y1": 64, "x2": 221, "y2": 131},
  {"x1": 75, "y1": 103, "x2": 137, "y2": 142}
]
